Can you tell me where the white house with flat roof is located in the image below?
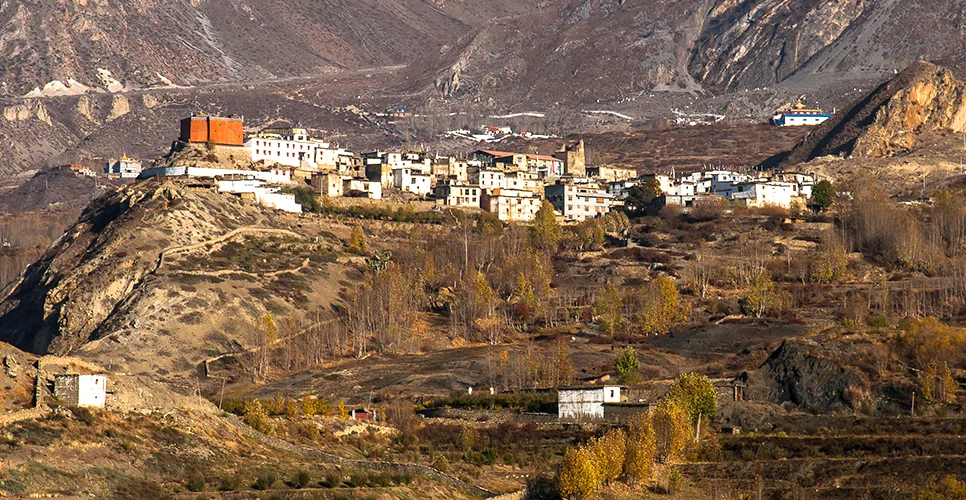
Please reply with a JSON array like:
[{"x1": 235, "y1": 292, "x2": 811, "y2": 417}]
[
  {"x1": 54, "y1": 374, "x2": 107, "y2": 408},
  {"x1": 545, "y1": 182, "x2": 615, "y2": 221},
  {"x1": 558, "y1": 386, "x2": 623, "y2": 420}
]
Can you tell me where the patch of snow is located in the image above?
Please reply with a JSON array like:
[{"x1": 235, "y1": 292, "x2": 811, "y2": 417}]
[
  {"x1": 489, "y1": 112, "x2": 546, "y2": 119},
  {"x1": 583, "y1": 110, "x2": 635, "y2": 120}
]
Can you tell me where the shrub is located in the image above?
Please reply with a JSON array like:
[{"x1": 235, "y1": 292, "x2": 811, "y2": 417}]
[
  {"x1": 219, "y1": 474, "x2": 241, "y2": 491},
  {"x1": 293, "y1": 470, "x2": 311, "y2": 489},
  {"x1": 866, "y1": 315, "x2": 891, "y2": 328},
  {"x1": 252, "y1": 470, "x2": 277, "y2": 490},
  {"x1": 243, "y1": 400, "x2": 276, "y2": 436},
  {"x1": 322, "y1": 470, "x2": 342, "y2": 488},
  {"x1": 614, "y1": 346, "x2": 641, "y2": 381},
  {"x1": 347, "y1": 473, "x2": 369, "y2": 488},
  {"x1": 186, "y1": 473, "x2": 205, "y2": 492}
]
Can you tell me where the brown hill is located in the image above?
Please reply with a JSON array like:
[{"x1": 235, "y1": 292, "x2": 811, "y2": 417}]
[
  {"x1": 0, "y1": 179, "x2": 357, "y2": 387},
  {"x1": 771, "y1": 62, "x2": 966, "y2": 168}
]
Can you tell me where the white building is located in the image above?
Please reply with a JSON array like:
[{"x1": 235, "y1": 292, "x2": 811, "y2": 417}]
[
  {"x1": 54, "y1": 374, "x2": 107, "y2": 408},
  {"x1": 558, "y1": 386, "x2": 623, "y2": 420},
  {"x1": 471, "y1": 168, "x2": 507, "y2": 192},
  {"x1": 105, "y1": 155, "x2": 142, "y2": 178},
  {"x1": 505, "y1": 171, "x2": 543, "y2": 195},
  {"x1": 312, "y1": 172, "x2": 344, "y2": 198},
  {"x1": 393, "y1": 168, "x2": 432, "y2": 196},
  {"x1": 545, "y1": 182, "x2": 615, "y2": 221},
  {"x1": 344, "y1": 179, "x2": 382, "y2": 199},
  {"x1": 435, "y1": 182, "x2": 482, "y2": 208},
  {"x1": 728, "y1": 181, "x2": 802, "y2": 209},
  {"x1": 482, "y1": 188, "x2": 543, "y2": 222},
  {"x1": 247, "y1": 128, "x2": 350, "y2": 170},
  {"x1": 217, "y1": 179, "x2": 302, "y2": 213}
]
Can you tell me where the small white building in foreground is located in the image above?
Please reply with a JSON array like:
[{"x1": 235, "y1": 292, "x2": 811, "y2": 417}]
[
  {"x1": 54, "y1": 374, "x2": 107, "y2": 408},
  {"x1": 558, "y1": 386, "x2": 623, "y2": 420}
]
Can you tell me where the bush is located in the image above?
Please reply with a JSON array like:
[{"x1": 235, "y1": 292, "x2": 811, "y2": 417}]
[
  {"x1": 252, "y1": 470, "x2": 277, "y2": 490},
  {"x1": 243, "y1": 400, "x2": 276, "y2": 436},
  {"x1": 294, "y1": 470, "x2": 311, "y2": 489},
  {"x1": 220, "y1": 474, "x2": 244, "y2": 491},
  {"x1": 614, "y1": 346, "x2": 641, "y2": 381},
  {"x1": 866, "y1": 315, "x2": 891, "y2": 328},
  {"x1": 186, "y1": 473, "x2": 205, "y2": 492},
  {"x1": 322, "y1": 470, "x2": 342, "y2": 488},
  {"x1": 347, "y1": 473, "x2": 369, "y2": 488}
]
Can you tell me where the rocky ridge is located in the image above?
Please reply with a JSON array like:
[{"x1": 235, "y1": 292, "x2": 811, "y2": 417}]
[{"x1": 773, "y1": 61, "x2": 966, "y2": 168}]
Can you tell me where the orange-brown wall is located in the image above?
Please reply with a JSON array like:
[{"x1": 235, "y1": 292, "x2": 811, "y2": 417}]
[
  {"x1": 179, "y1": 116, "x2": 244, "y2": 146},
  {"x1": 180, "y1": 117, "x2": 209, "y2": 143},
  {"x1": 208, "y1": 118, "x2": 243, "y2": 146}
]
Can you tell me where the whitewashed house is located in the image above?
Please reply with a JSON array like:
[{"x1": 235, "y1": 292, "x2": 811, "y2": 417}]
[
  {"x1": 393, "y1": 168, "x2": 432, "y2": 196},
  {"x1": 435, "y1": 182, "x2": 482, "y2": 208},
  {"x1": 105, "y1": 155, "x2": 142, "y2": 178},
  {"x1": 558, "y1": 386, "x2": 623, "y2": 420},
  {"x1": 247, "y1": 128, "x2": 349, "y2": 170},
  {"x1": 481, "y1": 188, "x2": 542, "y2": 222},
  {"x1": 545, "y1": 182, "x2": 615, "y2": 221},
  {"x1": 55, "y1": 374, "x2": 107, "y2": 408}
]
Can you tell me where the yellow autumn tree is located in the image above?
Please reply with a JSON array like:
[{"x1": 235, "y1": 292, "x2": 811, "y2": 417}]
[
  {"x1": 653, "y1": 399, "x2": 691, "y2": 463},
  {"x1": 624, "y1": 412, "x2": 657, "y2": 484},
  {"x1": 531, "y1": 200, "x2": 562, "y2": 252},
  {"x1": 591, "y1": 429, "x2": 627, "y2": 484},
  {"x1": 558, "y1": 446, "x2": 599, "y2": 500},
  {"x1": 593, "y1": 284, "x2": 624, "y2": 336},
  {"x1": 634, "y1": 274, "x2": 690, "y2": 335},
  {"x1": 347, "y1": 225, "x2": 368, "y2": 255}
]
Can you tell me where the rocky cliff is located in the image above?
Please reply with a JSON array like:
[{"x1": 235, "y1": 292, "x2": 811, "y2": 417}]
[{"x1": 772, "y1": 62, "x2": 966, "y2": 167}]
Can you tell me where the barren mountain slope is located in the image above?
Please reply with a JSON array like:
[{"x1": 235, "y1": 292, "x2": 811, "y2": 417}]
[
  {"x1": 0, "y1": 178, "x2": 356, "y2": 387},
  {"x1": 413, "y1": 0, "x2": 966, "y2": 106},
  {"x1": 0, "y1": 0, "x2": 542, "y2": 96},
  {"x1": 772, "y1": 62, "x2": 966, "y2": 168}
]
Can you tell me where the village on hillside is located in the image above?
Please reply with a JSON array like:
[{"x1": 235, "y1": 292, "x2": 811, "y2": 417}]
[{"x1": 87, "y1": 113, "x2": 827, "y2": 220}]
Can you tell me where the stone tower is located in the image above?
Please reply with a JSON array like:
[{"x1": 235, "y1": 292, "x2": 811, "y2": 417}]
[{"x1": 555, "y1": 140, "x2": 586, "y2": 177}]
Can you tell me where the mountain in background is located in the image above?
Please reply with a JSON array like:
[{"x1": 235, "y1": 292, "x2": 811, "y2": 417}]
[
  {"x1": 2, "y1": 0, "x2": 966, "y2": 188},
  {"x1": 0, "y1": 0, "x2": 540, "y2": 96}
]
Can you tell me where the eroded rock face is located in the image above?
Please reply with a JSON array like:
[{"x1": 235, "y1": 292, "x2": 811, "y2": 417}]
[
  {"x1": 744, "y1": 339, "x2": 870, "y2": 412},
  {"x1": 689, "y1": 0, "x2": 867, "y2": 89},
  {"x1": 770, "y1": 62, "x2": 966, "y2": 167},
  {"x1": 851, "y1": 66, "x2": 966, "y2": 157}
]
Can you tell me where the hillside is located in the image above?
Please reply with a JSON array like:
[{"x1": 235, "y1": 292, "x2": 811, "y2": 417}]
[
  {"x1": 3, "y1": 1, "x2": 966, "y2": 184},
  {"x1": 770, "y1": 62, "x2": 966, "y2": 169},
  {"x1": 0, "y1": 0, "x2": 542, "y2": 97},
  {"x1": 0, "y1": 179, "x2": 359, "y2": 388}
]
